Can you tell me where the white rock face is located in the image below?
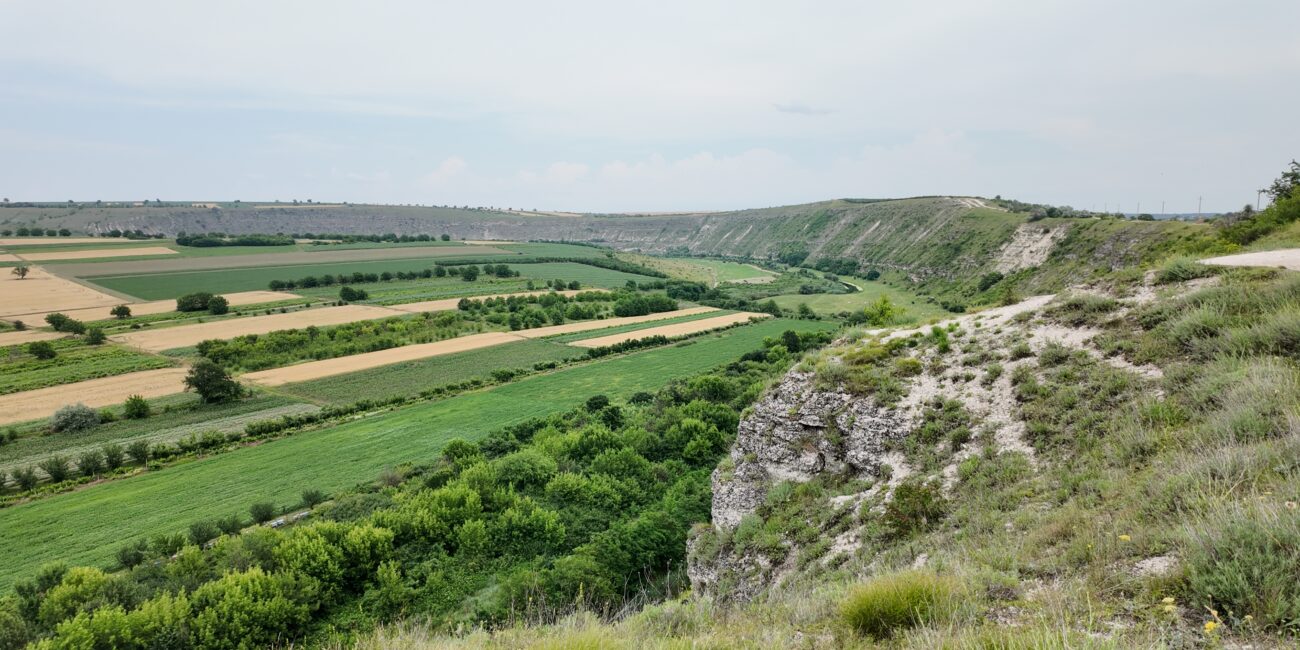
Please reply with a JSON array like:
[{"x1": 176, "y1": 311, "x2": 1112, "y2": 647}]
[
  {"x1": 994, "y1": 223, "x2": 1068, "y2": 273},
  {"x1": 689, "y1": 368, "x2": 909, "y2": 599}
]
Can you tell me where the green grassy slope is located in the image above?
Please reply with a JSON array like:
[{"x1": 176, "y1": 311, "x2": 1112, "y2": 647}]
[{"x1": 0, "y1": 318, "x2": 833, "y2": 588}]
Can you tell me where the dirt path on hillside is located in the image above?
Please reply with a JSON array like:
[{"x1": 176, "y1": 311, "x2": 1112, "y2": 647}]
[
  {"x1": 570, "y1": 312, "x2": 767, "y2": 347},
  {"x1": 1202, "y1": 248, "x2": 1300, "y2": 271}
]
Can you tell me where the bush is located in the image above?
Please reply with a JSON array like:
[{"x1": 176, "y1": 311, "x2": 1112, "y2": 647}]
[
  {"x1": 249, "y1": 502, "x2": 278, "y2": 524},
  {"x1": 207, "y1": 295, "x2": 230, "y2": 315},
  {"x1": 102, "y1": 444, "x2": 125, "y2": 470},
  {"x1": 1037, "y1": 342, "x2": 1071, "y2": 366},
  {"x1": 585, "y1": 395, "x2": 610, "y2": 412},
  {"x1": 882, "y1": 478, "x2": 947, "y2": 538},
  {"x1": 177, "y1": 292, "x2": 215, "y2": 312},
  {"x1": 110, "y1": 304, "x2": 132, "y2": 320},
  {"x1": 115, "y1": 540, "x2": 149, "y2": 569},
  {"x1": 1183, "y1": 502, "x2": 1300, "y2": 631},
  {"x1": 1155, "y1": 256, "x2": 1216, "y2": 285},
  {"x1": 77, "y1": 451, "x2": 104, "y2": 477},
  {"x1": 188, "y1": 520, "x2": 220, "y2": 545},
  {"x1": 123, "y1": 394, "x2": 151, "y2": 419},
  {"x1": 841, "y1": 570, "x2": 958, "y2": 639},
  {"x1": 26, "y1": 341, "x2": 56, "y2": 360},
  {"x1": 13, "y1": 467, "x2": 39, "y2": 491},
  {"x1": 301, "y1": 489, "x2": 327, "y2": 508},
  {"x1": 50, "y1": 403, "x2": 100, "y2": 432},
  {"x1": 38, "y1": 456, "x2": 71, "y2": 483},
  {"x1": 127, "y1": 440, "x2": 151, "y2": 465},
  {"x1": 339, "y1": 286, "x2": 368, "y2": 302},
  {"x1": 84, "y1": 327, "x2": 106, "y2": 344}
]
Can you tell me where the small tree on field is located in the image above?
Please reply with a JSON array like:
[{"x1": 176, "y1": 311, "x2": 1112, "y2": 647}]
[
  {"x1": 77, "y1": 451, "x2": 105, "y2": 478},
  {"x1": 27, "y1": 341, "x2": 56, "y2": 360},
  {"x1": 301, "y1": 489, "x2": 327, "y2": 507},
  {"x1": 585, "y1": 394, "x2": 610, "y2": 412},
  {"x1": 13, "y1": 467, "x2": 38, "y2": 491},
  {"x1": 102, "y1": 444, "x2": 125, "y2": 470},
  {"x1": 50, "y1": 403, "x2": 100, "y2": 432},
  {"x1": 123, "y1": 394, "x2": 151, "y2": 419},
  {"x1": 11, "y1": 320, "x2": 24, "y2": 331},
  {"x1": 207, "y1": 295, "x2": 230, "y2": 315},
  {"x1": 111, "y1": 304, "x2": 132, "y2": 320},
  {"x1": 176, "y1": 292, "x2": 214, "y2": 312},
  {"x1": 184, "y1": 360, "x2": 243, "y2": 403},
  {"x1": 127, "y1": 440, "x2": 151, "y2": 465},
  {"x1": 11, "y1": 265, "x2": 29, "y2": 280},
  {"x1": 440, "y1": 233, "x2": 450, "y2": 241},
  {"x1": 85, "y1": 327, "x2": 106, "y2": 345},
  {"x1": 38, "y1": 456, "x2": 70, "y2": 482},
  {"x1": 460, "y1": 266, "x2": 479, "y2": 281},
  {"x1": 249, "y1": 502, "x2": 277, "y2": 524}
]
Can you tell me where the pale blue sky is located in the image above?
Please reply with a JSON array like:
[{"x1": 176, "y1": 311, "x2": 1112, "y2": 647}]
[{"x1": 1, "y1": 1, "x2": 1297, "y2": 212}]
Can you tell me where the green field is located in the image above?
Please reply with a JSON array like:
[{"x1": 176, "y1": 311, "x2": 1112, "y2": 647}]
[
  {"x1": 666, "y1": 257, "x2": 776, "y2": 284},
  {"x1": 84, "y1": 257, "x2": 498, "y2": 299},
  {"x1": 0, "y1": 343, "x2": 173, "y2": 395},
  {"x1": 548, "y1": 309, "x2": 734, "y2": 342},
  {"x1": 282, "y1": 338, "x2": 583, "y2": 403},
  {"x1": 0, "y1": 318, "x2": 833, "y2": 587},
  {"x1": 291, "y1": 261, "x2": 654, "y2": 303},
  {"x1": 769, "y1": 277, "x2": 948, "y2": 320},
  {"x1": 502, "y1": 261, "x2": 660, "y2": 287}
]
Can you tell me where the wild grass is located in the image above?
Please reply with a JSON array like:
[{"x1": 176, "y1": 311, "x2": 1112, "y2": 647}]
[{"x1": 840, "y1": 570, "x2": 961, "y2": 639}]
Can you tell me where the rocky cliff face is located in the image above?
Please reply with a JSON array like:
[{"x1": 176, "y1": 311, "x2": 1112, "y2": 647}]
[{"x1": 687, "y1": 368, "x2": 910, "y2": 601}]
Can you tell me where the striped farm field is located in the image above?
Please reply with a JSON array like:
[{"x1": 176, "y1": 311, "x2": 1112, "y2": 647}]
[
  {"x1": 110, "y1": 304, "x2": 406, "y2": 352},
  {"x1": 242, "y1": 306, "x2": 712, "y2": 384},
  {"x1": 0, "y1": 343, "x2": 174, "y2": 395},
  {"x1": 0, "y1": 317, "x2": 834, "y2": 587},
  {"x1": 281, "y1": 338, "x2": 582, "y2": 404},
  {"x1": 569, "y1": 311, "x2": 769, "y2": 347},
  {"x1": 11, "y1": 246, "x2": 178, "y2": 262},
  {"x1": 17, "y1": 290, "x2": 300, "y2": 325}
]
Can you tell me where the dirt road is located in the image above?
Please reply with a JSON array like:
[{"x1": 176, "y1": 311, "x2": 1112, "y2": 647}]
[{"x1": 1202, "y1": 249, "x2": 1300, "y2": 271}]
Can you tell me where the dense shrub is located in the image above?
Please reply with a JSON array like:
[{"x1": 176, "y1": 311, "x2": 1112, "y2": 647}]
[
  {"x1": 339, "y1": 286, "x2": 369, "y2": 302},
  {"x1": 882, "y1": 478, "x2": 947, "y2": 538},
  {"x1": 176, "y1": 292, "x2": 216, "y2": 312},
  {"x1": 184, "y1": 360, "x2": 244, "y2": 403},
  {"x1": 26, "y1": 341, "x2": 56, "y2": 360},
  {"x1": 123, "y1": 394, "x2": 151, "y2": 419},
  {"x1": 1183, "y1": 502, "x2": 1300, "y2": 631},
  {"x1": 207, "y1": 295, "x2": 230, "y2": 315},
  {"x1": 50, "y1": 403, "x2": 100, "y2": 433}
]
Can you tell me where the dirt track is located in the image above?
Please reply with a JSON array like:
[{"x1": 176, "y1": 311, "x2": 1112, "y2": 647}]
[
  {"x1": 0, "y1": 267, "x2": 123, "y2": 319},
  {"x1": 242, "y1": 331, "x2": 526, "y2": 386},
  {"x1": 569, "y1": 312, "x2": 767, "y2": 347},
  {"x1": 111, "y1": 305, "x2": 404, "y2": 351},
  {"x1": 1202, "y1": 248, "x2": 1300, "y2": 271},
  {"x1": 13, "y1": 247, "x2": 178, "y2": 262},
  {"x1": 0, "y1": 368, "x2": 189, "y2": 426}
]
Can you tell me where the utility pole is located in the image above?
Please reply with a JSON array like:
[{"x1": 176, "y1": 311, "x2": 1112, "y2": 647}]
[
  {"x1": 1161, "y1": 200, "x2": 1166, "y2": 216},
  {"x1": 1257, "y1": 190, "x2": 1263, "y2": 211},
  {"x1": 1198, "y1": 196, "x2": 1203, "y2": 218}
]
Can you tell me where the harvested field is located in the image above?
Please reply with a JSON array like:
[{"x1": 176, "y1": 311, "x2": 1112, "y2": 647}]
[
  {"x1": 0, "y1": 238, "x2": 140, "y2": 246},
  {"x1": 569, "y1": 311, "x2": 769, "y2": 347},
  {"x1": 514, "y1": 307, "x2": 717, "y2": 338},
  {"x1": 16, "y1": 290, "x2": 301, "y2": 324},
  {"x1": 385, "y1": 289, "x2": 587, "y2": 314},
  {"x1": 243, "y1": 331, "x2": 526, "y2": 386},
  {"x1": 0, "y1": 254, "x2": 20, "y2": 263},
  {"x1": 0, "y1": 330, "x2": 65, "y2": 346},
  {"x1": 464, "y1": 240, "x2": 520, "y2": 245},
  {"x1": 13, "y1": 246, "x2": 177, "y2": 262},
  {"x1": 111, "y1": 304, "x2": 404, "y2": 352},
  {"x1": 0, "y1": 266, "x2": 123, "y2": 319},
  {"x1": 0, "y1": 367, "x2": 189, "y2": 426}
]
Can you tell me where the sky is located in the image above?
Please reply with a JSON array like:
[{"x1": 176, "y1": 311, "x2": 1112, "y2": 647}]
[{"x1": 1, "y1": 1, "x2": 1297, "y2": 213}]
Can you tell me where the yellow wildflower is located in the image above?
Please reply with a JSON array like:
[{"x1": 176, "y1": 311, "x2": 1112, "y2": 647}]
[
  {"x1": 1204, "y1": 620, "x2": 1219, "y2": 634},
  {"x1": 1118, "y1": 534, "x2": 1131, "y2": 542},
  {"x1": 1161, "y1": 597, "x2": 1175, "y2": 604},
  {"x1": 1163, "y1": 604, "x2": 1175, "y2": 613}
]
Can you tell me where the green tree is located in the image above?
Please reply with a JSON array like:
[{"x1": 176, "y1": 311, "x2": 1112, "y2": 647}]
[
  {"x1": 85, "y1": 327, "x2": 106, "y2": 345},
  {"x1": 249, "y1": 502, "x2": 277, "y2": 524},
  {"x1": 190, "y1": 568, "x2": 312, "y2": 648},
  {"x1": 184, "y1": 360, "x2": 243, "y2": 403},
  {"x1": 461, "y1": 265, "x2": 480, "y2": 281},
  {"x1": 123, "y1": 394, "x2": 151, "y2": 419},
  {"x1": 10, "y1": 265, "x2": 29, "y2": 280},
  {"x1": 26, "y1": 340, "x2": 56, "y2": 360},
  {"x1": 207, "y1": 295, "x2": 230, "y2": 315}
]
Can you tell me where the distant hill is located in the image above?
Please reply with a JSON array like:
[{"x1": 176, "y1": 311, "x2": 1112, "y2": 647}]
[{"x1": 0, "y1": 196, "x2": 1216, "y2": 300}]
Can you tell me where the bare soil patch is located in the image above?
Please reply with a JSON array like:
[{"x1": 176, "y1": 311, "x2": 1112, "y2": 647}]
[
  {"x1": 242, "y1": 332, "x2": 527, "y2": 386},
  {"x1": 570, "y1": 312, "x2": 768, "y2": 347},
  {"x1": 15, "y1": 247, "x2": 178, "y2": 262},
  {"x1": 0, "y1": 267, "x2": 123, "y2": 319},
  {"x1": 0, "y1": 330, "x2": 65, "y2": 347},
  {"x1": 111, "y1": 305, "x2": 404, "y2": 352},
  {"x1": 18, "y1": 290, "x2": 301, "y2": 324},
  {"x1": 514, "y1": 307, "x2": 718, "y2": 339},
  {"x1": 0, "y1": 368, "x2": 189, "y2": 426}
]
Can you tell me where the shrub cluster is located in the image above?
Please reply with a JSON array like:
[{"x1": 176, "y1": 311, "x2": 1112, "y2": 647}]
[{"x1": 175, "y1": 232, "x2": 294, "y2": 247}]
